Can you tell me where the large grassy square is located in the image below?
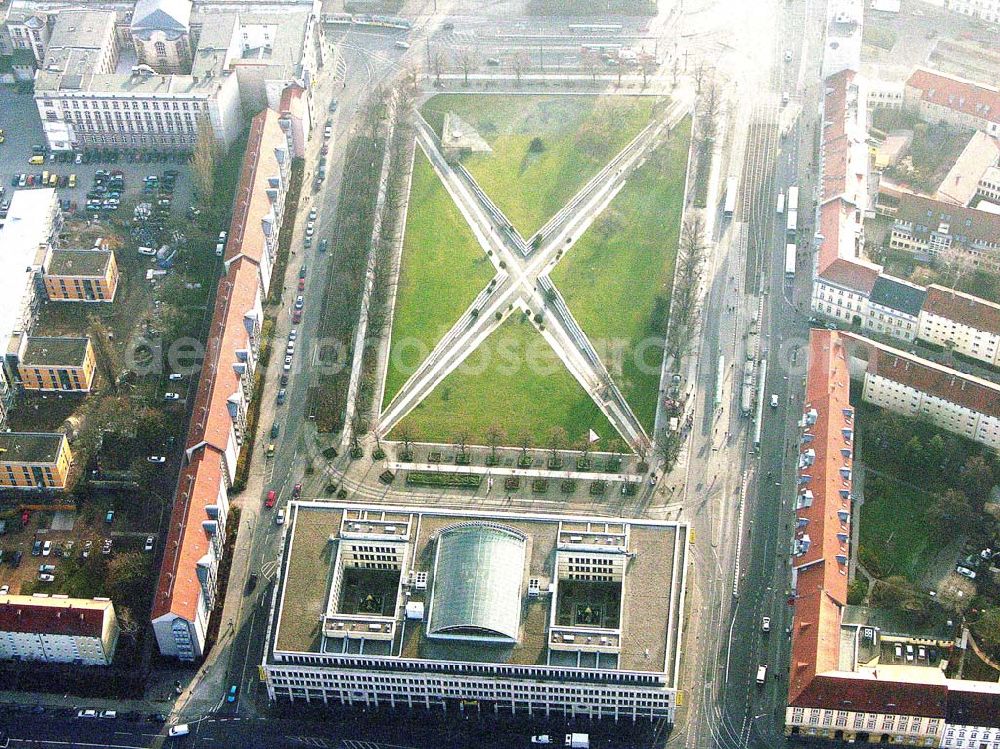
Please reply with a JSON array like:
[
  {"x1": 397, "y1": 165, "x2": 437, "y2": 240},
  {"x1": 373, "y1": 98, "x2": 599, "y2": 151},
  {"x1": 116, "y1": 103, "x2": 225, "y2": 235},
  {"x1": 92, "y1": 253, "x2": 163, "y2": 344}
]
[
  {"x1": 391, "y1": 315, "x2": 616, "y2": 447},
  {"x1": 421, "y1": 94, "x2": 660, "y2": 237},
  {"x1": 382, "y1": 147, "x2": 496, "y2": 406},
  {"x1": 550, "y1": 116, "x2": 691, "y2": 431}
]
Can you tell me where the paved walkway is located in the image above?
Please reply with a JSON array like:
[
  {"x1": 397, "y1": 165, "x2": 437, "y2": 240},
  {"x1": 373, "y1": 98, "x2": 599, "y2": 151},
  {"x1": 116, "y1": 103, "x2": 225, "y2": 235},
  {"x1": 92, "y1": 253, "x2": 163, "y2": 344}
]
[{"x1": 378, "y1": 95, "x2": 693, "y2": 451}]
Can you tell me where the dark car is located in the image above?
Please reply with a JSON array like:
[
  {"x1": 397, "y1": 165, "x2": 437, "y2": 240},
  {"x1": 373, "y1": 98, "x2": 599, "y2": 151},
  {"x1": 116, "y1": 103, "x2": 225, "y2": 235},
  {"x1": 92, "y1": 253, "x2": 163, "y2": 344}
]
[
  {"x1": 147, "y1": 713, "x2": 167, "y2": 724},
  {"x1": 31, "y1": 540, "x2": 42, "y2": 556},
  {"x1": 270, "y1": 423, "x2": 280, "y2": 439}
]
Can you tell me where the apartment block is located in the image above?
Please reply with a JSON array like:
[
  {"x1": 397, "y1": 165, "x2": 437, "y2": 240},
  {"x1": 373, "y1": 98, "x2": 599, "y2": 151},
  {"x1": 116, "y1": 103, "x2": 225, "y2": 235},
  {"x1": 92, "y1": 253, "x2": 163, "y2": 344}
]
[
  {"x1": 889, "y1": 192, "x2": 1000, "y2": 271},
  {"x1": 0, "y1": 594, "x2": 119, "y2": 666},
  {"x1": 4, "y1": 10, "x2": 52, "y2": 64},
  {"x1": 223, "y1": 108, "x2": 290, "y2": 298},
  {"x1": 42, "y1": 246, "x2": 119, "y2": 302},
  {"x1": 864, "y1": 275, "x2": 926, "y2": 342},
  {"x1": 918, "y1": 285, "x2": 1000, "y2": 366},
  {"x1": 977, "y1": 166, "x2": 1000, "y2": 204},
  {"x1": 263, "y1": 504, "x2": 688, "y2": 722},
  {"x1": 904, "y1": 68, "x2": 1000, "y2": 138},
  {"x1": 33, "y1": 0, "x2": 319, "y2": 152},
  {"x1": 6, "y1": 335, "x2": 96, "y2": 392},
  {"x1": 943, "y1": 0, "x2": 1000, "y2": 23},
  {"x1": 787, "y1": 331, "x2": 1000, "y2": 745},
  {"x1": 0, "y1": 432, "x2": 73, "y2": 489}
]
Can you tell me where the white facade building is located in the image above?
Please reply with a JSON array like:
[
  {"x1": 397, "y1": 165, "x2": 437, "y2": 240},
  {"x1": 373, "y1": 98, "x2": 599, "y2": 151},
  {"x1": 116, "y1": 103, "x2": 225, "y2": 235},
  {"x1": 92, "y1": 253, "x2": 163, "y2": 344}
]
[
  {"x1": 918, "y1": 285, "x2": 1000, "y2": 367},
  {"x1": 264, "y1": 504, "x2": 689, "y2": 722},
  {"x1": 0, "y1": 594, "x2": 119, "y2": 666},
  {"x1": 943, "y1": 0, "x2": 1000, "y2": 23}
]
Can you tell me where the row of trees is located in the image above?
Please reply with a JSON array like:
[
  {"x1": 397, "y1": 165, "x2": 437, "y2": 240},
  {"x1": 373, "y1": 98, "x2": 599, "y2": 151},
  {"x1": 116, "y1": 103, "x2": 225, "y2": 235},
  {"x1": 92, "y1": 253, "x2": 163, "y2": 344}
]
[{"x1": 667, "y1": 215, "x2": 708, "y2": 361}]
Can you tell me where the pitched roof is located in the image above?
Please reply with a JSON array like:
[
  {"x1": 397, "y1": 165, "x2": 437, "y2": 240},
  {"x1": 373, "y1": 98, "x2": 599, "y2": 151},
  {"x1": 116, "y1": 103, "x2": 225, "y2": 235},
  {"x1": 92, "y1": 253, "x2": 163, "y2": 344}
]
[
  {"x1": 789, "y1": 330, "x2": 854, "y2": 704},
  {"x1": 185, "y1": 257, "x2": 260, "y2": 456},
  {"x1": 790, "y1": 673, "x2": 948, "y2": 716},
  {"x1": 842, "y1": 331, "x2": 1000, "y2": 419},
  {"x1": 0, "y1": 595, "x2": 112, "y2": 638},
  {"x1": 225, "y1": 109, "x2": 287, "y2": 271},
  {"x1": 922, "y1": 284, "x2": 1000, "y2": 335},
  {"x1": 130, "y1": 0, "x2": 191, "y2": 33},
  {"x1": 906, "y1": 68, "x2": 1000, "y2": 126},
  {"x1": 946, "y1": 684, "x2": 1000, "y2": 728},
  {"x1": 934, "y1": 131, "x2": 1000, "y2": 207},
  {"x1": 150, "y1": 446, "x2": 223, "y2": 622},
  {"x1": 818, "y1": 256, "x2": 880, "y2": 294},
  {"x1": 895, "y1": 192, "x2": 1000, "y2": 246},
  {"x1": 869, "y1": 275, "x2": 927, "y2": 317}
]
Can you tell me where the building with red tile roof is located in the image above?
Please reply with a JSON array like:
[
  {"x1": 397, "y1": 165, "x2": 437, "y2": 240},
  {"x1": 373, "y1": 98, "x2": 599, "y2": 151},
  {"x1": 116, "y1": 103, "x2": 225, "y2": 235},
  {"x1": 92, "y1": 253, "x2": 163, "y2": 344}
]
[
  {"x1": 278, "y1": 82, "x2": 310, "y2": 158},
  {"x1": 918, "y1": 285, "x2": 1000, "y2": 366},
  {"x1": 0, "y1": 594, "x2": 118, "y2": 665},
  {"x1": 784, "y1": 331, "x2": 1000, "y2": 744},
  {"x1": 224, "y1": 108, "x2": 290, "y2": 300},
  {"x1": 888, "y1": 192, "x2": 1000, "y2": 272},
  {"x1": 152, "y1": 210, "x2": 266, "y2": 660},
  {"x1": 904, "y1": 68, "x2": 1000, "y2": 139}
]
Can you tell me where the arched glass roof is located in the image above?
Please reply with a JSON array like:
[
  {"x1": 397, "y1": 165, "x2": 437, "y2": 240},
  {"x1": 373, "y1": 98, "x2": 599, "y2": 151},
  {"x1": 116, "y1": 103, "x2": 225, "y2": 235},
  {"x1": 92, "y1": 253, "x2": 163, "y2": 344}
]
[{"x1": 427, "y1": 523, "x2": 526, "y2": 642}]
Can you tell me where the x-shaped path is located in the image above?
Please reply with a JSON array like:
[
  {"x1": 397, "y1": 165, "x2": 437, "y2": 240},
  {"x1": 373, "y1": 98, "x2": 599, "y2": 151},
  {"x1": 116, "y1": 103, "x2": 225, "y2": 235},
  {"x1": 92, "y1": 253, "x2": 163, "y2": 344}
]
[{"x1": 379, "y1": 95, "x2": 692, "y2": 451}]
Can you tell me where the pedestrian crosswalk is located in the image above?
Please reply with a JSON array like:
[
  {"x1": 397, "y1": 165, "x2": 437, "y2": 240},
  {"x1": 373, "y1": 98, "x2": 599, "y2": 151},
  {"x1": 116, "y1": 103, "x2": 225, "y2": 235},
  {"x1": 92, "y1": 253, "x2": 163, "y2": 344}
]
[
  {"x1": 341, "y1": 741, "x2": 416, "y2": 749},
  {"x1": 335, "y1": 56, "x2": 348, "y2": 81}
]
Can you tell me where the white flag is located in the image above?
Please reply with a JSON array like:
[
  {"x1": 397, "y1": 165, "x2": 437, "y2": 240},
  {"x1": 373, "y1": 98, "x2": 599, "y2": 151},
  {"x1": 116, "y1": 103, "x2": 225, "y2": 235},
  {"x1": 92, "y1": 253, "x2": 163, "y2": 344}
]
[{"x1": 588, "y1": 429, "x2": 600, "y2": 443}]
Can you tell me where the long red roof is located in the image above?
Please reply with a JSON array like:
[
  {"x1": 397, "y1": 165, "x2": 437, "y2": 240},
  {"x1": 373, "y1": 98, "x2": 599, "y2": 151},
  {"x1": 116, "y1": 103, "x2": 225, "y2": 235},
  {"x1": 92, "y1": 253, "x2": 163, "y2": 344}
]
[{"x1": 0, "y1": 597, "x2": 109, "y2": 638}]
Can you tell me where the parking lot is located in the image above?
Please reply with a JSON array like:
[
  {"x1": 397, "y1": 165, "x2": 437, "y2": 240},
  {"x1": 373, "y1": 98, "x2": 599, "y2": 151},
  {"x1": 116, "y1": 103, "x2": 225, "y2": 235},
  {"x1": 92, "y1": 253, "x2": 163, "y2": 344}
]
[{"x1": 0, "y1": 91, "x2": 194, "y2": 225}]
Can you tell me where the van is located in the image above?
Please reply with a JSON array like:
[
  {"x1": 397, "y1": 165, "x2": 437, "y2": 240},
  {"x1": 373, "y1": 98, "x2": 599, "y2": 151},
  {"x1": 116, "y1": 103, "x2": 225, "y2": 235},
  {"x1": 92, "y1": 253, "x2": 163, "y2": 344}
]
[
  {"x1": 168, "y1": 724, "x2": 190, "y2": 737},
  {"x1": 756, "y1": 665, "x2": 767, "y2": 684}
]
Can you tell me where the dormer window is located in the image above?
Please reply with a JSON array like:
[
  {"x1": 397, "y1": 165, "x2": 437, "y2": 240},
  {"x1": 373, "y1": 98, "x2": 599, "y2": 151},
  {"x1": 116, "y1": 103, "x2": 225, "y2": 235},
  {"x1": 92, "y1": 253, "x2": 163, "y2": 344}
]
[
  {"x1": 837, "y1": 510, "x2": 850, "y2": 523},
  {"x1": 840, "y1": 467, "x2": 852, "y2": 480},
  {"x1": 796, "y1": 490, "x2": 814, "y2": 509}
]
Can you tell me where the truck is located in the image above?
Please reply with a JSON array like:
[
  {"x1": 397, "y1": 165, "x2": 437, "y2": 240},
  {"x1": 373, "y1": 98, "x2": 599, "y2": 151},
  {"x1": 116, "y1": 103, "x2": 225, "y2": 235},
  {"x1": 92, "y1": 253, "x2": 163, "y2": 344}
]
[
  {"x1": 530, "y1": 735, "x2": 589, "y2": 748},
  {"x1": 786, "y1": 185, "x2": 799, "y2": 213},
  {"x1": 786, "y1": 209, "x2": 797, "y2": 237}
]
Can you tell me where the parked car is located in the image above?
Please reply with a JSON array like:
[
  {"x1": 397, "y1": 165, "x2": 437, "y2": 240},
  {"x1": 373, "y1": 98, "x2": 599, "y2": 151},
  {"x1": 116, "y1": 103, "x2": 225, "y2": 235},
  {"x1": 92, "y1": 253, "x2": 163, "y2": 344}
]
[
  {"x1": 295, "y1": 295, "x2": 304, "y2": 310},
  {"x1": 147, "y1": 455, "x2": 166, "y2": 463},
  {"x1": 283, "y1": 356, "x2": 292, "y2": 372},
  {"x1": 164, "y1": 392, "x2": 181, "y2": 401},
  {"x1": 102, "y1": 538, "x2": 112, "y2": 555},
  {"x1": 227, "y1": 685, "x2": 238, "y2": 703},
  {"x1": 265, "y1": 490, "x2": 277, "y2": 508},
  {"x1": 308, "y1": 208, "x2": 317, "y2": 221},
  {"x1": 0, "y1": 585, "x2": 8, "y2": 595},
  {"x1": 77, "y1": 710, "x2": 98, "y2": 719},
  {"x1": 38, "y1": 574, "x2": 55, "y2": 582},
  {"x1": 270, "y1": 423, "x2": 280, "y2": 439},
  {"x1": 299, "y1": 265, "x2": 307, "y2": 279},
  {"x1": 956, "y1": 566, "x2": 977, "y2": 579},
  {"x1": 276, "y1": 509, "x2": 286, "y2": 525},
  {"x1": 39, "y1": 564, "x2": 56, "y2": 573},
  {"x1": 277, "y1": 389, "x2": 287, "y2": 405},
  {"x1": 318, "y1": 238, "x2": 329, "y2": 253},
  {"x1": 31, "y1": 540, "x2": 41, "y2": 556},
  {"x1": 292, "y1": 309, "x2": 302, "y2": 324},
  {"x1": 144, "y1": 536, "x2": 155, "y2": 552},
  {"x1": 83, "y1": 540, "x2": 93, "y2": 558},
  {"x1": 100, "y1": 711, "x2": 117, "y2": 719},
  {"x1": 168, "y1": 725, "x2": 190, "y2": 737},
  {"x1": 292, "y1": 482, "x2": 302, "y2": 498},
  {"x1": 761, "y1": 616, "x2": 770, "y2": 633},
  {"x1": 42, "y1": 541, "x2": 51, "y2": 556}
]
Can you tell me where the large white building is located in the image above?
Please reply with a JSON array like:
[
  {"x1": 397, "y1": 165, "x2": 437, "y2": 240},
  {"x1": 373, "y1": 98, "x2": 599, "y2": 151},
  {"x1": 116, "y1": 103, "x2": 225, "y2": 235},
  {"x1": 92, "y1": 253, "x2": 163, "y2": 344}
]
[
  {"x1": 918, "y1": 285, "x2": 1000, "y2": 367},
  {"x1": 0, "y1": 188, "x2": 61, "y2": 428},
  {"x1": 32, "y1": 0, "x2": 320, "y2": 151},
  {"x1": 0, "y1": 594, "x2": 119, "y2": 666},
  {"x1": 263, "y1": 504, "x2": 689, "y2": 722}
]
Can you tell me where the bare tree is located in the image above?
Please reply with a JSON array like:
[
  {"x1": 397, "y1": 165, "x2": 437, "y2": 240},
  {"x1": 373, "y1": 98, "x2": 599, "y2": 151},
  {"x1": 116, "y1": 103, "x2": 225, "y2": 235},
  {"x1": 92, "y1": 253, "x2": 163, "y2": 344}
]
[
  {"x1": 582, "y1": 50, "x2": 600, "y2": 83},
  {"x1": 485, "y1": 424, "x2": 505, "y2": 463},
  {"x1": 693, "y1": 63, "x2": 705, "y2": 95},
  {"x1": 455, "y1": 47, "x2": 478, "y2": 86},
  {"x1": 430, "y1": 49, "x2": 446, "y2": 86},
  {"x1": 548, "y1": 426, "x2": 567, "y2": 462},
  {"x1": 191, "y1": 117, "x2": 218, "y2": 201},
  {"x1": 454, "y1": 429, "x2": 470, "y2": 458},
  {"x1": 672, "y1": 58, "x2": 680, "y2": 87}
]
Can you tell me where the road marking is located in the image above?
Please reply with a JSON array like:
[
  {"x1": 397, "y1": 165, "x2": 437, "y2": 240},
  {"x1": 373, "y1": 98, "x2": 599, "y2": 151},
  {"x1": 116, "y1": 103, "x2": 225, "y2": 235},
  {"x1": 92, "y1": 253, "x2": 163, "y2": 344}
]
[{"x1": 11, "y1": 740, "x2": 149, "y2": 749}]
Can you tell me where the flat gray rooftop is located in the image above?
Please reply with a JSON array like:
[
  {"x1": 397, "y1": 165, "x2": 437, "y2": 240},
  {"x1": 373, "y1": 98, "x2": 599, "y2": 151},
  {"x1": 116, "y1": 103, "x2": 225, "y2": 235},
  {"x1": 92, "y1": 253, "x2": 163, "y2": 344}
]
[{"x1": 272, "y1": 503, "x2": 686, "y2": 679}]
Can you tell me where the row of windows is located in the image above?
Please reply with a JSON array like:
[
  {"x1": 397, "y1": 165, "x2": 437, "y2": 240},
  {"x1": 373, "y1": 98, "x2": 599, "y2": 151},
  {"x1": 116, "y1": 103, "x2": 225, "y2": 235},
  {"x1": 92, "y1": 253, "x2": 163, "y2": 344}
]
[{"x1": 50, "y1": 98, "x2": 207, "y2": 113}]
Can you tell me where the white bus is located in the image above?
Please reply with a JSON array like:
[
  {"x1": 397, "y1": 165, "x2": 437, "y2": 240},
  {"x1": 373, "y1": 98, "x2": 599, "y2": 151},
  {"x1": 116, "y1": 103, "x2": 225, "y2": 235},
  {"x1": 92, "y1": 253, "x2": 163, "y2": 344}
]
[
  {"x1": 724, "y1": 177, "x2": 738, "y2": 216},
  {"x1": 786, "y1": 185, "x2": 799, "y2": 213},
  {"x1": 786, "y1": 208, "x2": 797, "y2": 237},
  {"x1": 785, "y1": 242, "x2": 797, "y2": 277},
  {"x1": 776, "y1": 193, "x2": 785, "y2": 214}
]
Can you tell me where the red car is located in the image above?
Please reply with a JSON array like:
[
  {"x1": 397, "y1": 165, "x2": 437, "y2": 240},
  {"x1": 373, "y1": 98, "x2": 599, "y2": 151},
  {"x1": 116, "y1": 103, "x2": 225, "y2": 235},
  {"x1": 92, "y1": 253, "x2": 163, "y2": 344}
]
[
  {"x1": 298, "y1": 278, "x2": 305, "y2": 291},
  {"x1": 265, "y1": 490, "x2": 277, "y2": 508},
  {"x1": 292, "y1": 309, "x2": 302, "y2": 323},
  {"x1": 292, "y1": 482, "x2": 302, "y2": 498}
]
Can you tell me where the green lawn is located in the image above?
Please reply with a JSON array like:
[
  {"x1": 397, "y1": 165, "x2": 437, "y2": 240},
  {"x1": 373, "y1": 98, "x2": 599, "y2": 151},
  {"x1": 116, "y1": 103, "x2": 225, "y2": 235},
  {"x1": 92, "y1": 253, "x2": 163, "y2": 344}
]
[
  {"x1": 391, "y1": 315, "x2": 617, "y2": 447},
  {"x1": 382, "y1": 147, "x2": 495, "y2": 407},
  {"x1": 550, "y1": 116, "x2": 691, "y2": 431},
  {"x1": 859, "y1": 476, "x2": 938, "y2": 583},
  {"x1": 421, "y1": 94, "x2": 660, "y2": 237}
]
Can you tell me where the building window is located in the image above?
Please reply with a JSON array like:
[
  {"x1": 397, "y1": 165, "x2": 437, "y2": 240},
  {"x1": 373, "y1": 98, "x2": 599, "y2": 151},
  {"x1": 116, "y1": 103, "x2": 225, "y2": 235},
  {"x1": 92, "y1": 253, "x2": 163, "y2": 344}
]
[{"x1": 155, "y1": 41, "x2": 167, "y2": 56}]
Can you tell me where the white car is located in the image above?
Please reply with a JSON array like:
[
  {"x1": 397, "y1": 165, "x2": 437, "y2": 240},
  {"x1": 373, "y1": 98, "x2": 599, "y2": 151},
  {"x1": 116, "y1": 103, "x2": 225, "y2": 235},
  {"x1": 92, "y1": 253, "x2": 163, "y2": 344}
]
[
  {"x1": 288, "y1": 329, "x2": 298, "y2": 341},
  {"x1": 308, "y1": 208, "x2": 317, "y2": 221},
  {"x1": 956, "y1": 566, "x2": 977, "y2": 580},
  {"x1": 783, "y1": 49, "x2": 792, "y2": 62},
  {"x1": 770, "y1": 394, "x2": 779, "y2": 408},
  {"x1": 144, "y1": 536, "x2": 155, "y2": 552},
  {"x1": 286, "y1": 343, "x2": 295, "y2": 356},
  {"x1": 276, "y1": 508, "x2": 286, "y2": 525},
  {"x1": 42, "y1": 541, "x2": 52, "y2": 556},
  {"x1": 38, "y1": 574, "x2": 55, "y2": 582},
  {"x1": 283, "y1": 356, "x2": 292, "y2": 372},
  {"x1": 168, "y1": 373, "x2": 184, "y2": 381},
  {"x1": 0, "y1": 585, "x2": 9, "y2": 595},
  {"x1": 75, "y1": 153, "x2": 83, "y2": 164},
  {"x1": 147, "y1": 455, "x2": 166, "y2": 463},
  {"x1": 762, "y1": 616, "x2": 771, "y2": 633},
  {"x1": 305, "y1": 222, "x2": 315, "y2": 237},
  {"x1": 394, "y1": 40, "x2": 410, "y2": 49},
  {"x1": 163, "y1": 392, "x2": 181, "y2": 401},
  {"x1": 295, "y1": 295, "x2": 304, "y2": 310},
  {"x1": 168, "y1": 725, "x2": 190, "y2": 737},
  {"x1": 77, "y1": 710, "x2": 98, "y2": 719}
]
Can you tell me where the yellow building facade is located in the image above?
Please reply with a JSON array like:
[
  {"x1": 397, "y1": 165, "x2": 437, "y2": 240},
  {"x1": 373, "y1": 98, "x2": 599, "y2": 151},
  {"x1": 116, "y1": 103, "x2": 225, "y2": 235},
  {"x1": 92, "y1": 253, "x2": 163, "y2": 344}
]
[
  {"x1": 0, "y1": 432, "x2": 73, "y2": 489},
  {"x1": 43, "y1": 248, "x2": 119, "y2": 302}
]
